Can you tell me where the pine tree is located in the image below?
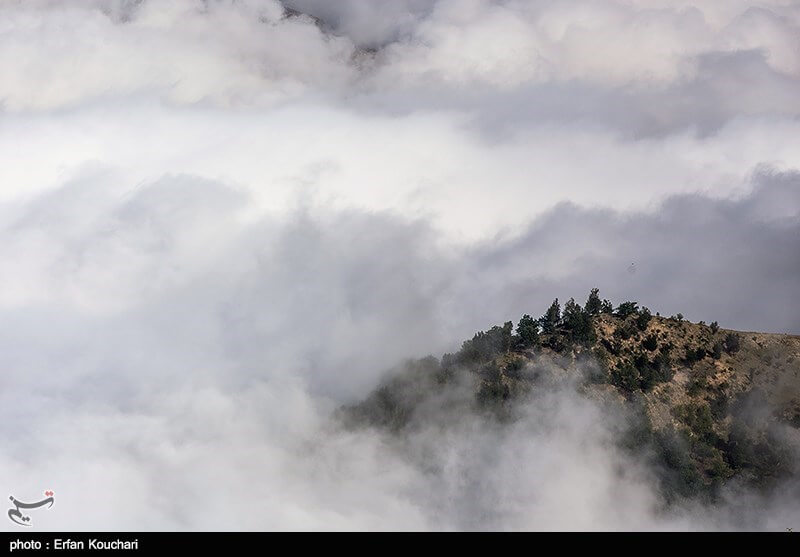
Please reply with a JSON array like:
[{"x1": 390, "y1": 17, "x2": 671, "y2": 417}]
[
  {"x1": 541, "y1": 298, "x2": 561, "y2": 334},
  {"x1": 636, "y1": 307, "x2": 652, "y2": 331},
  {"x1": 585, "y1": 288, "x2": 602, "y2": 315},
  {"x1": 564, "y1": 298, "x2": 594, "y2": 343},
  {"x1": 724, "y1": 333, "x2": 741, "y2": 354},
  {"x1": 516, "y1": 314, "x2": 540, "y2": 348},
  {"x1": 615, "y1": 301, "x2": 639, "y2": 319}
]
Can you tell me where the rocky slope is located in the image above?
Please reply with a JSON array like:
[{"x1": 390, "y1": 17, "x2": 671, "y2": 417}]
[{"x1": 341, "y1": 292, "x2": 800, "y2": 503}]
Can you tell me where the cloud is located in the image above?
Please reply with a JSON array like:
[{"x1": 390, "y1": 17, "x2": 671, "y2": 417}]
[
  {"x1": 454, "y1": 168, "x2": 800, "y2": 337},
  {"x1": 282, "y1": 0, "x2": 435, "y2": 48},
  {"x1": 1, "y1": 170, "x2": 798, "y2": 530},
  {"x1": 0, "y1": 0, "x2": 356, "y2": 111},
  {"x1": 0, "y1": 0, "x2": 798, "y2": 531}
]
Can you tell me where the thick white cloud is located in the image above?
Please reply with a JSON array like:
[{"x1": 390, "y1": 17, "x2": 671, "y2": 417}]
[
  {"x1": 4, "y1": 103, "x2": 800, "y2": 244},
  {"x1": 2, "y1": 1, "x2": 799, "y2": 243},
  {"x1": 366, "y1": 1, "x2": 800, "y2": 87},
  {"x1": 0, "y1": 0, "x2": 355, "y2": 111},
  {"x1": 0, "y1": 0, "x2": 798, "y2": 531},
  {"x1": 1, "y1": 171, "x2": 797, "y2": 531}
]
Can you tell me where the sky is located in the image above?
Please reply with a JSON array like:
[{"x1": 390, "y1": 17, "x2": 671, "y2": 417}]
[{"x1": 0, "y1": 0, "x2": 799, "y2": 531}]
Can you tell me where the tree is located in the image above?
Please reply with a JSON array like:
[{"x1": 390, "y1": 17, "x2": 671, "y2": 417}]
[
  {"x1": 710, "y1": 321, "x2": 720, "y2": 334},
  {"x1": 724, "y1": 333, "x2": 741, "y2": 355},
  {"x1": 615, "y1": 301, "x2": 639, "y2": 319},
  {"x1": 495, "y1": 321, "x2": 514, "y2": 353},
  {"x1": 441, "y1": 352, "x2": 456, "y2": 370},
  {"x1": 563, "y1": 298, "x2": 594, "y2": 343},
  {"x1": 614, "y1": 319, "x2": 639, "y2": 340},
  {"x1": 642, "y1": 333, "x2": 658, "y2": 351},
  {"x1": 563, "y1": 298, "x2": 580, "y2": 320},
  {"x1": 541, "y1": 298, "x2": 561, "y2": 334},
  {"x1": 600, "y1": 299, "x2": 614, "y2": 314},
  {"x1": 636, "y1": 307, "x2": 652, "y2": 331},
  {"x1": 611, "y1": 362, "x2": 640, "y2": 393},
  {"x1": 585, "y1": 288, "x2": 602, "y2": 315},
  {"x1": 516, "y1": 314, "x2": 540, "y2": 348},
  {"x1": 458, "y1": 322, "x2": 513, "y2": 363},
  {"x1": 653, "y1": 348, "x2": 673, "y2": 382},
  {"x1": 684, "y1": 345, "x2": 707, "y2": 365},
  {"x1": 637, "y1": 353, "x2": 660, "y2": 391}
]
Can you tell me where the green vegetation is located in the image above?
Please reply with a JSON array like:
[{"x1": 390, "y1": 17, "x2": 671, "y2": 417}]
[
  {"x1": 611, "y1": 361, "x2": 640, "y2": 393},
  {"x1": 516, "y1": 314, "x2": 540, "y2": 348},
  {"x1": 642, "y1": 333, "x2": 659, "y2": 351},
  {"x1": 684, "y1": 345, "x2": 707, "y2": 366},
  {"x1": 636, "y1": 307, "x2": 652, "y2": 331},
  {"x1": 614, "y1": 319, "x2": 640, "y2": 341},
  {"x1": 457, "y1": 322, "x2": 513, "y2": 364},
  {"x1": 724, "y1": 332, "x2": 741, "y2": 354},
  {"x1": 712, "y1": 340, "x2": 724, "y2": 360},
  {"x1": 562, "y1": 297, "x2": 595, "y2": 344},
  {"x1": 541, "y1": 298, "x2": 561, "y2": 334},
  {"x1": 344, "y1": 287, "x2": 800, "y2": 505},
  {"x1": 584, "y1": 288, "x2": 602, "y2": 315},
  {"x1": 615, "y1": 301, "x2": 640, "y2": 319}
]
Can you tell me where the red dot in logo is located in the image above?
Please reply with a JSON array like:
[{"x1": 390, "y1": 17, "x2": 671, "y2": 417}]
[{"x1": 45, "y1": 490, "x2": 54, "y2": 497}]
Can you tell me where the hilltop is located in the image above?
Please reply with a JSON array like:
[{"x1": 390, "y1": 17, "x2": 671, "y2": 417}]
[{"x1": 341, "y1": 290, "x2": 800, "y2": 503}]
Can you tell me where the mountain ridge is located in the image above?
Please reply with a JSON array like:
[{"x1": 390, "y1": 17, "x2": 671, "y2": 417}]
[{"x1": 341, "y1": 290, "x2": 800, "y2": 504}]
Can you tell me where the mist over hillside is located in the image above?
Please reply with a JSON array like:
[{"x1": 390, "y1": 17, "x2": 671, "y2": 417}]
[
  {"x1": 343, "y1": 292, "x2": 800, "y2": 529},
  {"x1": 1, "y1": 1, "x2": 799, "y2": 531}
]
